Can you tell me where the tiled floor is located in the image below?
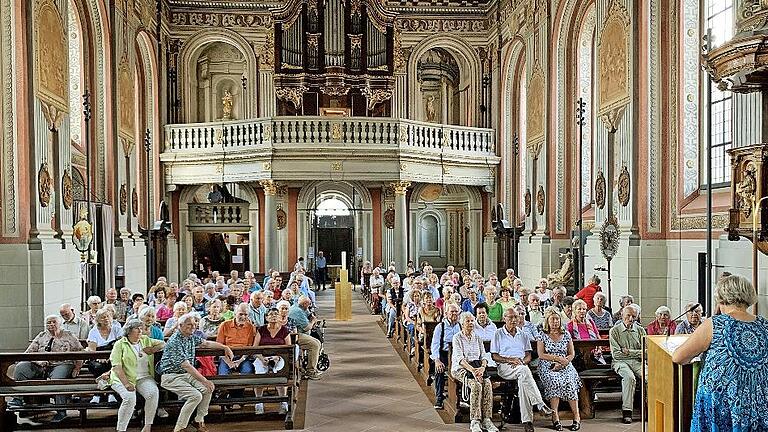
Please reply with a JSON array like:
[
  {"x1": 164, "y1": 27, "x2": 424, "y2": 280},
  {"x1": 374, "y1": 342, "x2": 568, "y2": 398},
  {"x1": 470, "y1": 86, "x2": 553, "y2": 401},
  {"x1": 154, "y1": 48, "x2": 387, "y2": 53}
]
[{"x1": 28, "y1": 288, "x2": 645, "y2": 431}]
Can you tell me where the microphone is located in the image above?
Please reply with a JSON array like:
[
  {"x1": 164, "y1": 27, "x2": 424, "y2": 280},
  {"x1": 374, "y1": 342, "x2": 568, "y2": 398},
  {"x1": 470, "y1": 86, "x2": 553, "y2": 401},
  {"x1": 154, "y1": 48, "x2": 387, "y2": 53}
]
[{"x1": 667, "y1": 303, "x2": 701, "y2": 339}]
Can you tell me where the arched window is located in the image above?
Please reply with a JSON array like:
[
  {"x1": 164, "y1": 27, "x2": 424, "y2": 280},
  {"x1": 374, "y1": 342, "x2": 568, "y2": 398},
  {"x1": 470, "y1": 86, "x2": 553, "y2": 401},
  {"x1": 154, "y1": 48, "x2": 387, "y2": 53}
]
[
  {"x1": 317, "y1": 197, "x2": 350, "y2": 216},
  {"x1": 420, "y1": 215, "x2": 439, "y2": 252},
  {"x1": 576, "y1": 7, "x2": 595, "y2": 208},
  {"x1": 704, "y1": 0, "x2": 733, "y2": 185}
]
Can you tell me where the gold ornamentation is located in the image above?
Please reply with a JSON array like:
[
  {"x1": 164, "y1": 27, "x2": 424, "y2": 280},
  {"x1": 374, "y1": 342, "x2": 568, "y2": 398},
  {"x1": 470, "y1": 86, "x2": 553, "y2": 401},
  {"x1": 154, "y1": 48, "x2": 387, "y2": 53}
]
[
  {"x1": 600, "y1": 212, "x2": 620, "y2": 260},
  {"x1": 35, "y1": 0, "x2": 68, "y2": 111},
  {"x1": 62, "y1": 169, "x2": 73, "y2": 210},
  {"x1": 118, "y1": 59, "x2": 135, "y2": 136},
  {"x1": 393, "y1": 30, "x2": 407, "y2": 73},
  {"x1": 131, "y1": 187, "x2": 139, "y2": 217},
  {"x1": 617, "y1": 165, "x2": 630, "y2": 207},
  {"x1": 524, "y1": 188, "x2": 532, "y2": 217},
  {"x1": 420, "y1": 184, "x2": 442, "y2": 202},
  {"x1": 38, "y1": 162, "x2": 52, "y2": 207},
  {"x1": 262, "y1": 162, "x2": 272, "y2": 171},
  {"x1": 595, "y1": 170, "x2": 606, "y2": 209},
  {"x1": 257, "y1": 33, "x2": 275, "y2": 70},
  {"x1": 321, "y1": 85, "x2": 350, "y2": 96},
  {"x1": 361, "y1": 86, "x2": 392, "y2": 111},
  {"x1": 597, "y1": 1, "x2": 631, "y2": 120},
  {"x1": 121, "y1": 137, "x2": 135, "y2": 157},
  {"x1": 391, "y1": 181, "x2": 411, "y2": 195},
  {"x1": 275, "y1": 86, "x2": 308, "y2": 110},
  {"x1": 384, "y1": 204, "x2": 395, "y2": 229},
  {"x1": 276, "y1": 205, "x2": 287, "y2": 230},
  {"x1": 331, "y1": 161, "x2": 342, "y2": 171},
  {"x1": 259, "y1": 179, "x2": 277, "y2": 196},
  {"x1": 40, "y1": 102, "x2": 64, "y2": 130},
  {"x1": 736, "y1": 162, "x2": 757, "y2": 217},
  {"x1": 72, "y1": 207, "x2": 93, "y2": 257},
  {"x1": 331, "y1": 123, "x2": 342, "y2": 140},
  {"x1": 536, "y1": 185, "x2": 545, "y2": 215},
  {"x1": 221, "y1": 90, "x2": 233, "y2": 121},
  {"x1": 526, "y1": 62, "x2": 545, "y2": 157},
  {"x1": 119, "y1": 184, "x2": 128, "y2": 215}
]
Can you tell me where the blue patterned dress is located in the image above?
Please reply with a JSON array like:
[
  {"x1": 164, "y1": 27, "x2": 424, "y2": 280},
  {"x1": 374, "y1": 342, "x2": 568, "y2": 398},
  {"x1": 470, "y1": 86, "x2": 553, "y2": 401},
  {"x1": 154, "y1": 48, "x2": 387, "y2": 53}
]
[{"x1": 691, "y1": 314, "x2": 768, "y2": 432}]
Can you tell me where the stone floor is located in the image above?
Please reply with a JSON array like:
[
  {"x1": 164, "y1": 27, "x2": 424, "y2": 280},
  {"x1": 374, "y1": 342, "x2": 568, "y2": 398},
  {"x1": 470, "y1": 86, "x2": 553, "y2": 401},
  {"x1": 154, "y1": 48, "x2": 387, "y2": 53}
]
[{"x1": 30, "y1": 287, "x2": 644, "y2": 431}]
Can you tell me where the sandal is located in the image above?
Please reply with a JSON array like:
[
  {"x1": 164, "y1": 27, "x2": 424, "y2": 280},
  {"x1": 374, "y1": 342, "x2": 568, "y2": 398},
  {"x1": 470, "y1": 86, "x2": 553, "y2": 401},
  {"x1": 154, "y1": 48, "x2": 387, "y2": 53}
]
[
  {"x1": 552, "y1": 420, "x2": 563, "y2": 431},
  {"x1": 570, "y1": 421, "x2": 581, "y2": 431}
]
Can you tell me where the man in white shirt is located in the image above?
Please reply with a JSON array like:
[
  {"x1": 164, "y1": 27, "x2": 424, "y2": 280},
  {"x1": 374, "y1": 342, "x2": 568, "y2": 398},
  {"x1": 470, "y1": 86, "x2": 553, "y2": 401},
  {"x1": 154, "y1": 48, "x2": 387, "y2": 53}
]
[
  {"x1": 59, "y1": 303, "x2": 89, "y2": 339},
  {"x1": 429, "y1": 303, "x2": 460, "y2": 410},
  {"x1": 491, "y1": 308, "x2": 552, "y2": 432}
]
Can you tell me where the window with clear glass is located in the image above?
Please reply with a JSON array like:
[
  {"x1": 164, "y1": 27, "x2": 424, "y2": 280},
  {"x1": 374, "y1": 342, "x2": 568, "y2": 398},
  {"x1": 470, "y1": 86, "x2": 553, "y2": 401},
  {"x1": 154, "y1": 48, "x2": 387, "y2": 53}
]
[
  {"x1": 705, "y1": 0, "x2": 733, "y2": 185},
  {"x1": 420, "y1": 215, "x2": 439, "y2": 252}
]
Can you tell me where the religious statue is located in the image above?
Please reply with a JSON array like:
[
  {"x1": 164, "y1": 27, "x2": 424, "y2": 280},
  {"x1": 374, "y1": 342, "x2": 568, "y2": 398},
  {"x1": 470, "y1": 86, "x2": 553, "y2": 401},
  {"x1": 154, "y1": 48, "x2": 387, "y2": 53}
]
[
  {"x1": 222, "y1": 90, "x2": 234, "y2": 120},
  {"x1": 425, "y1": 95, "x2": 436, "y2": 123},
  {"x1": 737, "y1": 163, "x2": 757, "y2": 217},
  {"x1": 547, "y1": 251, "x2": 574, "y2": 289}
]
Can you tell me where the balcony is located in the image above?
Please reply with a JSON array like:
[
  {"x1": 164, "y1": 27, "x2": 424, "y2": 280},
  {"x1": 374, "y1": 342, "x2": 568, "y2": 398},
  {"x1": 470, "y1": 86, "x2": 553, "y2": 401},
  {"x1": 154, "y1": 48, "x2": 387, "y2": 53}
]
[
  {"x1": 187, "y1": 203, "x2": 250, "y2": 231},
  {"x1": 161, "y1": 117, "x2": 499, "y2": 187}
]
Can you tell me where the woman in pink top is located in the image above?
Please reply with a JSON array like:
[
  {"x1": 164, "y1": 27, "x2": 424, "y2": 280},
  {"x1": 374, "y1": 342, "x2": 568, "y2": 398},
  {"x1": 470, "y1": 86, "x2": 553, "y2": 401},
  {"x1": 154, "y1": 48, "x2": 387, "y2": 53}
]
[
  {"x1": 155, "y1": 291, "x2": 176, "y2": 323},
  {"x1": 566, "y1": 299, "x2": 600, "y2": 340}
]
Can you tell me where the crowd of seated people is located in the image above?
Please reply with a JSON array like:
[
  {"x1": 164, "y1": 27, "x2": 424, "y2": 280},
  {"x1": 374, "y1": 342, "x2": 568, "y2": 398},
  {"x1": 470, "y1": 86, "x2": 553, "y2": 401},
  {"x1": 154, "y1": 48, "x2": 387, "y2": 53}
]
[
  {"x1": 366, "y1": 262, "x2": 711, "y2": 431},
  {"x1": 9, "y1": 268, "x2": 325, "y2": 430}
]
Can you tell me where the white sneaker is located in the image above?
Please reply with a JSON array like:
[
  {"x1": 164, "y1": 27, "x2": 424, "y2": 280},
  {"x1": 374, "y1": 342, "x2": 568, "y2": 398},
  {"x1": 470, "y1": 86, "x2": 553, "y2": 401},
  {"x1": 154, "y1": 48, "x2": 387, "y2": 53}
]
[
  {"x1": 156, "y1": 408, "x2": 169, "y2": 418},
  {"x1": 482, "y1": 418, "x2": 499, "y2": 432},
  {"x1": 470, "y1": 420, "x2": 483, "y2": 432},
  {"x1": 89, "y1": 396, "x2": 100, "y2": 404},
  {"x1": 254, "y1": 403, "x2": 264, "y2": 415},
  {"x1": 107, "y1": 395, "x2": 117, "y2": 403},
  {"x1": 279, "y1": 402, "x2": 289, "y2": 415}
]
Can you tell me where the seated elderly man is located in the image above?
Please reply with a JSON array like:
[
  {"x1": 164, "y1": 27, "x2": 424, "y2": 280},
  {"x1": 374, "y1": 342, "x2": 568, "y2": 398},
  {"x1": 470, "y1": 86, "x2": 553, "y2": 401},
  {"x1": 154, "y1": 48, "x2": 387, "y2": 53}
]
[
  {"x1": 430, "y1": 303, "x2": 461, "y2": 410},
  {"x1": 247, "y1": 291, "x2": 266, "y2": 327},
  {"x1": 491, "y1": 308, "x2": 553, "y2": 432},
  {"x1": 59, "y1": 303, "x2": 89, "y2": 339},
  {"x1": 217, "y1": 303, "x2": 257, "y2": 374},
  {"x1": 105, "y1": 287, "x2": 129, "y2": 323},
  {"x1": 160, "y1": 313, "x2": 233, "y2": 432},
  {"x1": 609, "y1": 304, "x2": 645, "y2": 424},
  {"x1": 288, "y1": 296, "x2": 322, "y2": 380},
  {"x1": 11, "y1": 315, "x2": 84, "y2": 423}
]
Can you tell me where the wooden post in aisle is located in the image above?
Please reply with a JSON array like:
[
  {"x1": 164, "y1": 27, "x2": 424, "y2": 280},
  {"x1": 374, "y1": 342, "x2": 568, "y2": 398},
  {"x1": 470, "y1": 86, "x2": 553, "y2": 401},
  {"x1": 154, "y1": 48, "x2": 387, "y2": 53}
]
[{"x1": 335, "y1": 251, "x2": 352, "y2": 320}]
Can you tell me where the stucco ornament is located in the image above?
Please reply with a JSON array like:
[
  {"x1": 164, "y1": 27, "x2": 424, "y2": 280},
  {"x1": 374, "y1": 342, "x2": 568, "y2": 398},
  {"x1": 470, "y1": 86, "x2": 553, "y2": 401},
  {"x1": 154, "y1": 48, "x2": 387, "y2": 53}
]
[
  {"x1": 595, "y1": 171, "x2": 606, "y2": 209},
  {"x1": 38, "y1": 162, "x2": 53, "y2": 207},
  {"x1": 536, "y1": 185, "x2": 545, "y2": 215},
  {"x1": 526, "y1": 62, "x2": 546, "y2": 158},
  {"x1": 62, "y1": 169, "x2": 73, "y2": 210},
  {"x1": 35, "y1": 0, "x2": 68, "y2": 111},
  {"x1": 617, "y1": 165, "x2": 630, "y2": 207},
  {"x1": 597, "y1": 0, "x2": 631, "y2": 130}
]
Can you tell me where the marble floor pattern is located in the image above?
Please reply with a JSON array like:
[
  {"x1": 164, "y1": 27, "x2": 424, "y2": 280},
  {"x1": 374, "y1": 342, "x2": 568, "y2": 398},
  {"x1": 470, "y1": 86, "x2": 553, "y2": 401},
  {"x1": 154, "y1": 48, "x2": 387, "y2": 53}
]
[{"x1": 35, "y1": 287, "x2": 644, "y2": 432}]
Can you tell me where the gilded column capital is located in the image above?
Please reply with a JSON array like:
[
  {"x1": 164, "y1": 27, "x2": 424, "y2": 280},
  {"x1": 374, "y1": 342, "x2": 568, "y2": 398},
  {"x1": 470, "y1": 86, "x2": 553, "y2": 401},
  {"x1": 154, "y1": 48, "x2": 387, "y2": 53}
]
[
  {"x1": 260, "y1": 179, "x2": 278, "y2": 196},
  {"x1": 391, "y1": 181, "x2": 411, "y2": 195}
]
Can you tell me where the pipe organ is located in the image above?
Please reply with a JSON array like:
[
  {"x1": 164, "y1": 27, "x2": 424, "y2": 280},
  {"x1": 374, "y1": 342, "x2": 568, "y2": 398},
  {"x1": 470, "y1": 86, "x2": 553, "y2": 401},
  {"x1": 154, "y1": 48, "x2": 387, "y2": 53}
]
[{"x1": 273, "y1": 0, "x2": 395, "y2": 117}]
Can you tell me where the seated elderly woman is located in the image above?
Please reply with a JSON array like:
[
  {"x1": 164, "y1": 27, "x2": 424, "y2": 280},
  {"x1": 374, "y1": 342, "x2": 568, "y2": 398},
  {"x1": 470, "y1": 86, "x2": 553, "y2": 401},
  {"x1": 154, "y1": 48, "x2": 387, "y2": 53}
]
[
  {"x1": 87, "y1": 308, "x2": 123, "y2": 404},
  {"x1": 567, "y1": 299, "x2": 600, "y2": 340},
  {"x1": 537, "y1": 307, "x2": 582, "y2": 431},
  {"x1": 163, "y1": 301, "x2": 190, "y2": 337},
  {"x1": 137, "y1": 306, "x2": 164, "y2": 341},
  {"x1": 156, "y1": 290, "x2": 176, "y2": 323},
  {"x1": 674, "y1": 302, "x2": 704, "y2": 334},
  {"x1": 673, "y1": 275, "x2": 768, "y2": 431},
  {"x1": 82, "y1": 295, "x2": 102, "y2": 327},
  {"x1": 451, "y1": 311, "x2": 498, "y2": 432},
  {"x1": 252, "y1": 307, "x2": 292, "y2": 415},
  {"x1": 646, "y1": 306, "x2": 677, "y2": 335},
  {"x1": 199, "y1": 299, "x2": 225, "y2": 338},
  {"x1": 587, "y1": 292, "x2": 613, "y2": 330},
  {"x1": 109, "y1": 320, "x2": 165, "y2": 432},
  {"x1": 612, "y1": 295, "x2": 635, "y2": 323},
  {"x1": 498, "y1": 287, "x2": 518, "y2": 311},
  {"x1": 10, "y1": 315, "x2": 83, "y2": 423}
]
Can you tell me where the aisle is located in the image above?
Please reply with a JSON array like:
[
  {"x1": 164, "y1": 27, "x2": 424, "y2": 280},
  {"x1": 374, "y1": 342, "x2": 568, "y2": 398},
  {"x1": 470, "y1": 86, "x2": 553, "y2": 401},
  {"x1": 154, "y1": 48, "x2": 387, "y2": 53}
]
[{"x1": 301, "y1": 288, "x2": 465, "y2": 432}]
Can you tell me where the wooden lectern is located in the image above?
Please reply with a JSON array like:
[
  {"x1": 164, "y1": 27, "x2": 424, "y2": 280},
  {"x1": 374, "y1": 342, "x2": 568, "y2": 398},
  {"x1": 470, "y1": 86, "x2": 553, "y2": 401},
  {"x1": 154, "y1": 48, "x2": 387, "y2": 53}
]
[
  {"x1": 334, "y1": 268, "x2": 352, "y2": 321},
  {"x1": 645, "y1": 335, "x2": 699, "y2": 432}
]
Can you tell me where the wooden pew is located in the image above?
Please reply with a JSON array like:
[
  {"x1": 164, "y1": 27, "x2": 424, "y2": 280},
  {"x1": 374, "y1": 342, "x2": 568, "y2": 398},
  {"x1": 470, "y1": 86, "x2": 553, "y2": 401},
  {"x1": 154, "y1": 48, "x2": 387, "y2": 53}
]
[
  {"x1": 0, "y1": 345, "x2": 299, "y2": 430},
  {"x1": 571, "y1": 338, "x2": 620, "y2": 419}
]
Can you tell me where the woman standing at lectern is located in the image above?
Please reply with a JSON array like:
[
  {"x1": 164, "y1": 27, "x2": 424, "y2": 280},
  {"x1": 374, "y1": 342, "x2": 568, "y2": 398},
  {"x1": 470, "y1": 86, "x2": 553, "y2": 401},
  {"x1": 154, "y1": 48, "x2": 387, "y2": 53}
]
[{"x1": 672, "y1": 275, "x2": 768, "y2": 431}]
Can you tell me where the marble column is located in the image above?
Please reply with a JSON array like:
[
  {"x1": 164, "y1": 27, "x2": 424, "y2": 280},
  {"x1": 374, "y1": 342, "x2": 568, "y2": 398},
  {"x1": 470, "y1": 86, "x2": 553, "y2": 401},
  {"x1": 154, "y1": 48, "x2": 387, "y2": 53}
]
[
  {"x1": 392, "y1": 181, "x2": 411, "y2": 271},
  {"x1": 260, "y1": 180, "x2": 278, "y2": 270}
]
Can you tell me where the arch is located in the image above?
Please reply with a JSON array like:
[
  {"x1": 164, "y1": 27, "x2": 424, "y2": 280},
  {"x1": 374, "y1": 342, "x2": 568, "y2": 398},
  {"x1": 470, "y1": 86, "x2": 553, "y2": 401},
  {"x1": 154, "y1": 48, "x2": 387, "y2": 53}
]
[
  {"x1": 296, "y1": 180, "x2": 373, "y2": 210},
  {"x1": 179, "y1": 28, "x2": 258, "y2": 122},
  {"x1": 407, "y1": 34, "x2": 481, "y2": 127},
  {"x1": 136, "y1": 30, "x2": 160, "y2": 222},
  {"x1": 417, "y1": 211, "x2": 443, "y2": 254},
  {"x1": 500, "y1": 38, "x2": 527, "y2": 219}
]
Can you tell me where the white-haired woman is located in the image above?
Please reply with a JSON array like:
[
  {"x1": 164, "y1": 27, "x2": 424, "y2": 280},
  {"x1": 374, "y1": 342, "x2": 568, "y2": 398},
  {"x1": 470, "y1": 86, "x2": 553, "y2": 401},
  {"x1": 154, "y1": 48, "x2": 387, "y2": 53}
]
[
  {"x1": 451, "y1": 311, "x2": 498, "y2": 432},
  {"x1": 674, "y1": 302, "x2": 704, "y2": 335},
  {"x1": 109, "y1": 320, "x2": 165, "y2": 432},
  {"x1": 199, "y1": 299, "x2": 225, "y2": 338},
  {"x1": 138, "y1": 306, "x2": 164, "y2": 340},
  {"x1": 646, "y1": 306, "x2": 676, "y2": 336},
  {"x1": 673, "y1": 275, "x2": 768, "y2": 431},
  {"x1": 537, "y1": 307, "x2": 581, "y2": 431},
  {"x1": 82, "y1": 295, "x2": 102, "y2": 327},
  {"x1": 163, "y1": 301, "x2": 189, "y2": 337},
  {"x1": 587, "y1": 292, "x2": 613, "y2": 330},
  {"x1": 567, "y1": 299, "x2": 600, "y2": 340},
  {"x1": 11, "y1": 315, "x2": 83, "y2": 423}
]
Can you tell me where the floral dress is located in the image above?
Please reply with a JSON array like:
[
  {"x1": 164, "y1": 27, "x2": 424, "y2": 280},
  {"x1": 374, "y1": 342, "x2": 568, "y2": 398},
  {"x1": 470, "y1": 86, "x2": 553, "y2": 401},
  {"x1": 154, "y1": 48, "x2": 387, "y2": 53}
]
[
  {"x1": 691, "y1": 314, "x2": 768, "y2": 431},
  {"x1": 537, "y1": 331, "x2": 581, "y2": 401}
]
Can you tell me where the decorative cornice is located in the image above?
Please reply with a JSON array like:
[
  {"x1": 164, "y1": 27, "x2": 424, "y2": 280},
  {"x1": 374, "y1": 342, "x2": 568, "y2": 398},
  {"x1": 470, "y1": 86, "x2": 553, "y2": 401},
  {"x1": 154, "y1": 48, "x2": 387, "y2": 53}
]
[
  {"x1": 395, "y1": 17, "x2": 489, "y2": 33},
  {"x1": 168, "y1": 0, "x2": 273, "y2": 9},
  {"x1": 169, "y1": 10, "x2": 273, "y2": 28}
]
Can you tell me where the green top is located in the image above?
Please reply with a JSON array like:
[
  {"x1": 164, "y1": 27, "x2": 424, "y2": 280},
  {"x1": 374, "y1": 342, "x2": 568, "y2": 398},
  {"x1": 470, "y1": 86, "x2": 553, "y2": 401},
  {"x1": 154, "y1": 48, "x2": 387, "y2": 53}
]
[
  {"x1": 109, "y1": 335, "x2": 163, "y2": 385},
  {"x1": 498, "y1": 299, "x2": 518, "y2": 311},
  {"x1": 609, "y1": 321, "x2": 646, "y2": 361},
  {"x1": 222, "y1": 310, "x2": 235, "y2": 321},
  {"x1": 487, "y1": 302, "x2": 504, "y2": 322}
]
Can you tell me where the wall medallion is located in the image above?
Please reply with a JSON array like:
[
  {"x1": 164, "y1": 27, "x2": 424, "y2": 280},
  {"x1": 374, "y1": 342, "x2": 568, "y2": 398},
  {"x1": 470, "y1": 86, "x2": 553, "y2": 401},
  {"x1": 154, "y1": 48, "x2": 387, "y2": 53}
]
[
  {"x1": 119, "y1": 184, "x2": 128, "y2": 215},
  {"x1": 595, "y1": 171, "x2": 606, "y2": 209},
  {"x1": 276, "y1": 205, "x2": 287, "y2": 230},
  {"x1": 524, "y1": 188, "x2": 532, "y2": 217},
  {"x1": 536, "y1": 185, "x2": 545, "y2": 215},
  {"x1": 617, "y1": 165, "x2": 630, "y2": 207},
  {"x1": 131, "y1": 188, "x2": 139, "y2": 218},
  {"x1": 384, "y1": 204, "x2": 395, "y2": 229},
  {"x1": 600, "y1": 213, "x2": 620, "y2": 260},
  {"x1": 62, "y1": 169, "x2": 73, "y2": 210},
  {"x1": 420, "y1": 184, "x2": 442, "y2": 202},
  {"x1": 38, "y1": 162, "x2": 52, "y2": 207}
]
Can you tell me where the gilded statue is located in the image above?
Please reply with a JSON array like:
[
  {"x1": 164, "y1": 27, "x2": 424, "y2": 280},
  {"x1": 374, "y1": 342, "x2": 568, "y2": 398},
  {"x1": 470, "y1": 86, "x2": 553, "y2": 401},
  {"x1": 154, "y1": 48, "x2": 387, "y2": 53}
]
[
  {"x1": 547, "y1": 251, "x2": 574, "y2": 288},
  {"x1": 222, "y1": 90, "x2": 234, "y2": 120},
  {"x1": 737, "y1": 163, "x2": 757, "y2": 217},
  {"x1": 425, "y1": 95, "x2": 436, "y2": 123}
]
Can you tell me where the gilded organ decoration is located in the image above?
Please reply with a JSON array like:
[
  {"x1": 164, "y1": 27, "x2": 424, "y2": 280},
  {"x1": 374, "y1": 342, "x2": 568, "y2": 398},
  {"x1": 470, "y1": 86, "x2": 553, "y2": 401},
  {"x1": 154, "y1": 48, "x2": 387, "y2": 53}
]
[
  {"x1": 597, "y1": 1, "x2": 631, "y2": 124},
  {"x1": 257, "y1": 33, "x2": 275, "y2": 70},
  {"x1": 118, "y1": 59, "x2": 135, "y2": 136},
  {"x1": 275, "y1": 86, "x2": 308, "y2": 110},
  {"x1": 35, "y1": 0, "x2": 68, "y2": 111},
  {"x1": 62, "y1": 170, "x2": 73, "y2": 210},
  {"x1": 737, "y1": 162, "x2": 757, "y2": 217},
  {"x1": 38, "y1": 162, "x2": 52, "y2": 207},
  {"x1": 617, "y1": 165, "x2": 630, "y2": 207},
  {"x1": 361, "y1": 87, "x2": 392, "y2": 111},
  {"x1": 595, "y1": 171, "x2": 606, "y2": 209},
  {"x1": 526, "y1": 62, "x2": 545, "y2": 157}
]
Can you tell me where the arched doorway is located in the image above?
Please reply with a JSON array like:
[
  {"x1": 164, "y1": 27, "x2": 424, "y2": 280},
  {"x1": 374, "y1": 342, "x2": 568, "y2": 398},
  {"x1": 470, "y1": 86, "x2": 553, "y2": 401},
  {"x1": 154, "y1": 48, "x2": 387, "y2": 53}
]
[{"x1": 297, "y1": 181, "x2": 373, "y2": 280}]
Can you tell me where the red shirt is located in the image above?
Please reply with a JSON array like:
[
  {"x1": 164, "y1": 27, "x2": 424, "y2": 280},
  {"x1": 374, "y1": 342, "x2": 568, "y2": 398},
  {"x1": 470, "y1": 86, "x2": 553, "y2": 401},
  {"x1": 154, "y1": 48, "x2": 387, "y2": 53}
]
[
  {"x1": 575, "y1": 284, "x2": 601, "y2": 309},
  {"x1": 257, "y1": 325, "x2": 289, "y2": 346},
  {"x1": 646, "y1": 319, "x2": 677, "y2": 336}
]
